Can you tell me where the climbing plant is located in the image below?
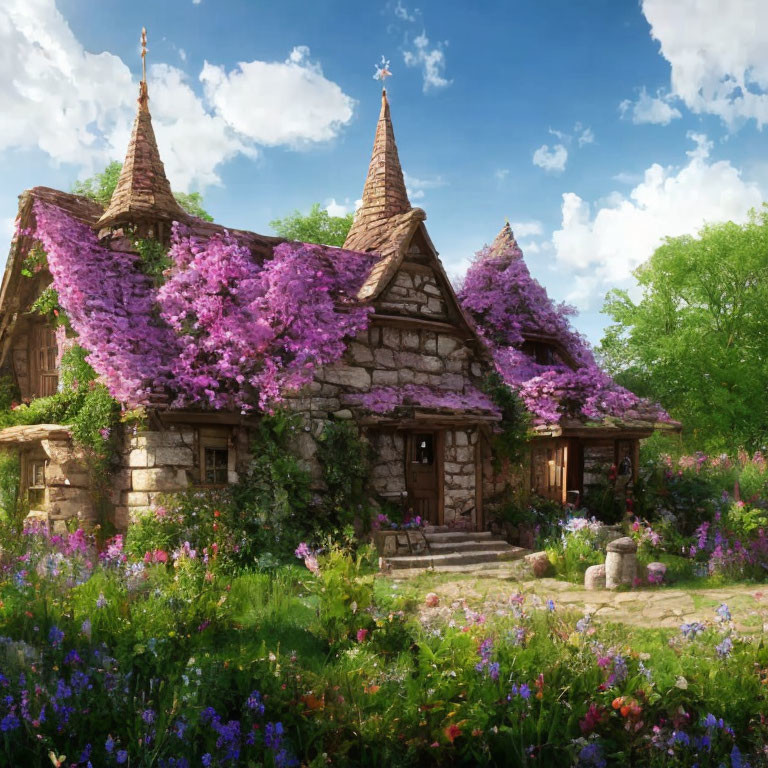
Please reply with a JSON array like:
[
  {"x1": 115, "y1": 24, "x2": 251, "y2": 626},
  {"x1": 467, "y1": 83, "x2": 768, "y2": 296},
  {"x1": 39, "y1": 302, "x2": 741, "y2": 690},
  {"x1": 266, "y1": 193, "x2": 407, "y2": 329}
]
[{"x1": 316, "y1": 420, "x2": 374, "y2": 527}]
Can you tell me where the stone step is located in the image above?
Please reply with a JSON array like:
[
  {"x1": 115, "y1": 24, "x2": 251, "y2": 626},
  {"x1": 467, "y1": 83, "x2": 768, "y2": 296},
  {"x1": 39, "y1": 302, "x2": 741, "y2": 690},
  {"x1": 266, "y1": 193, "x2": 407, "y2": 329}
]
[
  {"x1": 386, "y1": 560, "x2": 531, "y2": 579},
  {"x1": 428, "y1": 539, "x2": 515, "y2": 554},
  {"x1": 425, "y1": 531, "x2": 498, "y2": 544},
  {"x1": 383, "y1": 547, "x2": 528, "y2": 570}
]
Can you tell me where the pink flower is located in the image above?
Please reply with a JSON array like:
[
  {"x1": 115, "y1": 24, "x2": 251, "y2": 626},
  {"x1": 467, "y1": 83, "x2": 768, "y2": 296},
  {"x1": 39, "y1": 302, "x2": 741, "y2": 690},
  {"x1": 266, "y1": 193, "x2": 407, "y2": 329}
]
[
  {"x1": 356, "y1": 628, "x2": 369, "y2": 643},
  {"x1": 425, "y1": 592, "x2": 440, "y2": 607}
]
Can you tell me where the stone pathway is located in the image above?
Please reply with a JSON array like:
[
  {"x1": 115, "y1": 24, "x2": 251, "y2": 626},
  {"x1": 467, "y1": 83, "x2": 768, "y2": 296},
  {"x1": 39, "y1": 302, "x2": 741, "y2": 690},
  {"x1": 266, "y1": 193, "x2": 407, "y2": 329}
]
[{"x1": 408, "y1": 573, "x2": 768, "y2": 632}]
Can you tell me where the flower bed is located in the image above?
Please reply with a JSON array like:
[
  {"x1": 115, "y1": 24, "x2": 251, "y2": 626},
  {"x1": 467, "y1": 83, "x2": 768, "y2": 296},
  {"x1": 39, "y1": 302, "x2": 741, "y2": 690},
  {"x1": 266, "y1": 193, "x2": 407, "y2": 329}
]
[{"x1": 1, "y1": 510, "x2": 768, "y2": 766}]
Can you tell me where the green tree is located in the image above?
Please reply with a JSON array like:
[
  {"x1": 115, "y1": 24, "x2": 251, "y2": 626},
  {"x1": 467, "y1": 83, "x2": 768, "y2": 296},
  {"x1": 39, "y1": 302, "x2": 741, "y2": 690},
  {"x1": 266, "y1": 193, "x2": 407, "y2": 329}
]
[
  {"x1": 72, "y1": 162, "x2": 213, "y2": 221},
  {"x1": 269, "y1": 203, "x2": 354, "y2": 247},
  {"x1": 71, "y1": 161, "x2": 123, "y2": 207},
  {"x1": 599, "y1": 207, "x2": 768, "y2": 453}
]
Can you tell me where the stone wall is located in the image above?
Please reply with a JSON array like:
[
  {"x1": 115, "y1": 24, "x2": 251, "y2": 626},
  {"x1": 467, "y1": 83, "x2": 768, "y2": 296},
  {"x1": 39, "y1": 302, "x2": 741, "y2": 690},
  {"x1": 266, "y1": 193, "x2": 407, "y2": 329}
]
[
  {"x1": 444, "y1": 427, "x2": 477, "y2": 527},
  {"x1": 377, "y1": 265, "x2": 448, "y2": 318},
  {"x1": 368, "y1": 430, "x2": 406, "y2": 501},
  {"x1": 23, "y1": 436, "x2": 95, "y2": 532},
  {"x1": 115, "y1": 424, "x2": 244, "y2": 526}
]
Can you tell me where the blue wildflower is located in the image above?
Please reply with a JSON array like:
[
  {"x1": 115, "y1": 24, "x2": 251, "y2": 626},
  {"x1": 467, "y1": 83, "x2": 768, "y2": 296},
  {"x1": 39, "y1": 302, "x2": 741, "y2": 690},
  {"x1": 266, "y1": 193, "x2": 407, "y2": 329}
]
[
  {"x1": 578, "y1": 741, "x2": 606, "y2": 768},
  {"x1": 546, "y1": 599, "x2": 555, "y2": 612},
  {"x1": 116, "y1": 750, "x2": 128, "y2": 764},
  {"x1": 715, "y1": 636, "x2": 733, "y2": 658},
  {"x1": 201, "y1": 755, "x2": 212, "y2": 768},
  {"x1": 716, "y1": 603, "x2": 731, "y2": 622},
  {"x1": 0, "y1": 713, "x2": 20, "y2": 732},
  {"x1": 105, "y1": 735, "x2": 115, "y2": 754},
  {"x1": 48, "y1": 626, "x2": 64, "y2": 647}
]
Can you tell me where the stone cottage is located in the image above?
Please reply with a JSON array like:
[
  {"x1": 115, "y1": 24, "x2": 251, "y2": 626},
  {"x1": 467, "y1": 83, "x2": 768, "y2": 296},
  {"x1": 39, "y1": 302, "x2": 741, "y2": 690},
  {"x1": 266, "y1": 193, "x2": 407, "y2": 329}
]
[{"x1": 0, "y1": 45, "x2": 675, "y2": 532}]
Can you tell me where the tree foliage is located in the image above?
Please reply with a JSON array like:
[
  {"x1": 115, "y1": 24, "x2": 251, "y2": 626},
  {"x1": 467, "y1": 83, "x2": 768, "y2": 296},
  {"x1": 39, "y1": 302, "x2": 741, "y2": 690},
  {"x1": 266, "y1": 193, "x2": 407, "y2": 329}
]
[
  {"x1": 71, "y1": 162, "x2": 213, "y2": 221},
  {"x1": 270, "y1": 203, "x2": 354, "y2": 247},
  {"x1": 599, "y1": 207, "x2": 768, "y2": 453}
]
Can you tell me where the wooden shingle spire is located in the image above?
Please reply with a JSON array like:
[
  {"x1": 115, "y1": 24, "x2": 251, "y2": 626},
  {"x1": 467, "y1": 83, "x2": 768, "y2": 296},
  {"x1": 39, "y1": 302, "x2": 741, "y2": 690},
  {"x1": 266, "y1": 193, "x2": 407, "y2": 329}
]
[
  {"x1": 488, "y1": 220, "x2": 523, "y2": 261},
  {"x1": 98, "y1": 28, "x2": 186, "y2": 239},
  {"x1": 344, "y1": 89, "x2": 411, "y2": 251}
]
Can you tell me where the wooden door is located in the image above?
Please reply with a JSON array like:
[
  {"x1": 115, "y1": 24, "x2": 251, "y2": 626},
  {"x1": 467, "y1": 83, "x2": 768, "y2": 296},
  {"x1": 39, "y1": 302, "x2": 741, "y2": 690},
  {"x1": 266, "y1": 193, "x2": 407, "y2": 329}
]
[
  {"x1": 30, "y1": 324, "x2": 58, "y2": 398},
  {"x1": 405, "y1": 431, "x2": 443, "y2": 525},
  {"x1": 531, "y1": 439, "x2": 568, "y2": 504}
]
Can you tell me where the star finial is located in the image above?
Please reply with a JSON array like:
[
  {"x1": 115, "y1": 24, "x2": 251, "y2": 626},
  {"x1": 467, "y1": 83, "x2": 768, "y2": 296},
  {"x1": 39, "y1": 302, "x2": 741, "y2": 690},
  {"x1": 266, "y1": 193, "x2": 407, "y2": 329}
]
[{"x1": 373, "y1": 56, "x2": 392, "y2": 87}]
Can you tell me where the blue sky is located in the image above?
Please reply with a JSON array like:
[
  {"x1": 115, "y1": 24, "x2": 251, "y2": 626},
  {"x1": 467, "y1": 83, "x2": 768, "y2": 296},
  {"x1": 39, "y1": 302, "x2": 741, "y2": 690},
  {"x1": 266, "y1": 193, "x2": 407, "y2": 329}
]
[{"x1": 2, "y1": 0, "x2": 767, "y2": 343}]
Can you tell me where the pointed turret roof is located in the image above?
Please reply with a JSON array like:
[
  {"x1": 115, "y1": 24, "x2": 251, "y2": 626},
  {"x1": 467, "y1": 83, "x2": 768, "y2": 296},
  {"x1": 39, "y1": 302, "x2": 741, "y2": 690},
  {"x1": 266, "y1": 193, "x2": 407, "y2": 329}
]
[
  {"x1": 344, "y1": 89, "x2": 412, "y2": 252},
  {"x1": 98, "y1": 31, "x2": 186, "y2": 235},
  {"x1": 488, "y1": 221, "x2": 523, "y2": 261}
]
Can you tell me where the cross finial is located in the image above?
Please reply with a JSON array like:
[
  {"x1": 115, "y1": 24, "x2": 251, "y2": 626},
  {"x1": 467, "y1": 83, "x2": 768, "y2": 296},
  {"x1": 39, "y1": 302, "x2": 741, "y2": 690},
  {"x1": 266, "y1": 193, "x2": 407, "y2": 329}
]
[
  {"x1": 373, "y1": 56, "x2": 392, "y2": 87},
  {"x1": 141, "y1": 27, "x2": 148, "y2": 83}
]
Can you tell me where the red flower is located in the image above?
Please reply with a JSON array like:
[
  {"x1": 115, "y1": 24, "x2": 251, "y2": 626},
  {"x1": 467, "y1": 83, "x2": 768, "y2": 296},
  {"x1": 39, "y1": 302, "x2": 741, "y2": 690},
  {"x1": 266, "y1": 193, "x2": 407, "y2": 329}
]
[{"x1": 444, "y1": 724, "x2": 461, "y2": 744}]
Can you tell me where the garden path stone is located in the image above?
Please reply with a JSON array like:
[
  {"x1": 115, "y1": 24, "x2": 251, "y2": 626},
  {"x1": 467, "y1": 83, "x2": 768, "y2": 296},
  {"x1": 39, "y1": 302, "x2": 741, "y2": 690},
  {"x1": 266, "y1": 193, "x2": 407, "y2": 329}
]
[{"x1": 405, "y1": 573, "x2": 768, "y2": 631}]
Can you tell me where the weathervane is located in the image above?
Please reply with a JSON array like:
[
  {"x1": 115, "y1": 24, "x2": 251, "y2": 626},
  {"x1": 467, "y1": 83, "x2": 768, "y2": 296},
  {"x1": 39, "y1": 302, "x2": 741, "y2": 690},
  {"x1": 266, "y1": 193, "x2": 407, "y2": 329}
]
[
  {"x1": 373, "y1": 56, "x2": 392, "y2": 87},
  {"x1": 141, "y1": 27, "x2": 148, "y2": 83}
]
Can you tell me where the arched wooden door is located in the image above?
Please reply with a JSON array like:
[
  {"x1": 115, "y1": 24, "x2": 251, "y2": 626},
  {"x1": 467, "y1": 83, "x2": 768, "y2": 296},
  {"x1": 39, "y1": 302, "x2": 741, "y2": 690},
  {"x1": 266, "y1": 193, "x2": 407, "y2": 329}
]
[{"x1": 405, "y1": 431, "x2": 443, "y2": 525}]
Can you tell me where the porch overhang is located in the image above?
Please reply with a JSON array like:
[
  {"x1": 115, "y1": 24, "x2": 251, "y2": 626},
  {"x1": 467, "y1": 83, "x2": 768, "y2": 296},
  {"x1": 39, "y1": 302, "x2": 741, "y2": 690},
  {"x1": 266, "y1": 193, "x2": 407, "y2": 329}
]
[
  {"x1": 0, "y1": 424, "x2": 71, "y2": 445},
  {"x1": 359, "y1": 408, "x2": 501, "y2": 429},
  {"x1": 531, "y1": 416, "x2": 681, "y2": 441}
]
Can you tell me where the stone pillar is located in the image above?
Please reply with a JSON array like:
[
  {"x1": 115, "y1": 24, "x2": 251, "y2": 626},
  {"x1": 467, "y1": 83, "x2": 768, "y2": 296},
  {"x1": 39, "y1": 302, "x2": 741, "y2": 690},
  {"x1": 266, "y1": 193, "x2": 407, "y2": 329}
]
[{"x1": 605, "y1": 536, "x2": 638, "y2": 589}]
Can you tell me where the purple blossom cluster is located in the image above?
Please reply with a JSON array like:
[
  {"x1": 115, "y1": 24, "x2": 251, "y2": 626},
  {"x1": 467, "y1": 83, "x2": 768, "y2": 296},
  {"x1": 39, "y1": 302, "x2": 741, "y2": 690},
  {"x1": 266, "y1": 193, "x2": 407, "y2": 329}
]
[
  {"x1": 159, "y1": 226, "x2": 374, "y2": 411},
  {"x1": 346, "y1": 384, "x2": 499, "y2": 416},
  {"x1": 457, "y1": 240, "x2": 667, "y2": 424},
  {"x1": 30, "y1": 201, "x2": 178, "y2": 404},
  {"x1": 29, "y1": 204, "x2": 374, "y2": 411}
]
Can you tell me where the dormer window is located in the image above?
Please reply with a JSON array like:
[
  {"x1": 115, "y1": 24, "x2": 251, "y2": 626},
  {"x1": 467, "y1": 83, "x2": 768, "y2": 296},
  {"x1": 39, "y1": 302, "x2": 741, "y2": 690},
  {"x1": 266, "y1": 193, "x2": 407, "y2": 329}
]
[{"x1": 522, "y1": 340, "x2": 558, "y2": 366}]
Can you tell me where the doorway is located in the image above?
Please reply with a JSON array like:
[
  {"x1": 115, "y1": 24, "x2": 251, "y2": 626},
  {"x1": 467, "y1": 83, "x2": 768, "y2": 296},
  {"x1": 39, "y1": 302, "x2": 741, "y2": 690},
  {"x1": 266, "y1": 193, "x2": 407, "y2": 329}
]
[{"x1": 405, "y1": 431, "x2": 443, "y2": 525}]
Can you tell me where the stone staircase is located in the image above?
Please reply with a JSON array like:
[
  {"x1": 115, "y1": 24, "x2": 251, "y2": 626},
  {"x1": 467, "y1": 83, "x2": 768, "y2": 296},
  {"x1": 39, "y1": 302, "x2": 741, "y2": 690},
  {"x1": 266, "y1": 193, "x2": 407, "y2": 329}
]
[{"x1": 380, "y1": 526, "x2": 529, "y2": 577}]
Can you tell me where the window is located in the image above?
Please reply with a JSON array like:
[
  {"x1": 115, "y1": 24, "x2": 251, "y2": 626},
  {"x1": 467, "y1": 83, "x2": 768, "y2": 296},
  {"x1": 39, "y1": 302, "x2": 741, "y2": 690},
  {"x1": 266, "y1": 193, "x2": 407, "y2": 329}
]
[
  {"x1": 413, "y1": 434, "x2": 434, "y2": 465},
  {"x1": 198, "y1": 427, "x2": 231, "y2": 486},
  {"x1": 522, "y1": 340, "x2": 558, "y2": 366},
  {"x1": 204, "y1": 447, "x2": 229, "y2": 485},
  {"x1": 28, "y1": 459, "x2": 46, "y2": 509}
]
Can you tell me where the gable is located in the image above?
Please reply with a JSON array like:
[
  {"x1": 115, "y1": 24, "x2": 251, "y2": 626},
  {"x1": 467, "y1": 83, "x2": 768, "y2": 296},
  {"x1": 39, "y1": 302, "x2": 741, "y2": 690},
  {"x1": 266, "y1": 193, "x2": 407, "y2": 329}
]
[{"x1": 372, "y1": 222, "x2": 482, "y2": 345}]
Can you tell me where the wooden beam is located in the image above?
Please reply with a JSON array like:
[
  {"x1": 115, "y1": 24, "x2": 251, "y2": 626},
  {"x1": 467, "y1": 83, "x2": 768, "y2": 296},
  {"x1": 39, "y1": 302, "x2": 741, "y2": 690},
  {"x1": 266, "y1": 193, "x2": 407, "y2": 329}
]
[
  {"x1": 156, "y1": 410, "x2": 259, "y2": 427},
  {"x1": 369, "y1": 312, "x2": 469, "y2": 337},
  {"x1": 359, "y1": 413, "x2": 500, "y2": 428}
]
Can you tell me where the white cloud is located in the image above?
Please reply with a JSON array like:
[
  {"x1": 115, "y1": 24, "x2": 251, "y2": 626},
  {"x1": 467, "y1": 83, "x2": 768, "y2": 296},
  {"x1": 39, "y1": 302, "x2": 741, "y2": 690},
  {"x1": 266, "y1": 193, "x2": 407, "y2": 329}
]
[
  {"x1": 0, "y1": 0, "x2": 135, "y2": 172},
  {"x1": 577, "y1": 126, "x2": 595, "y2": 146},
  {"x1": 145, "y1": 64, "x2": 255, "y2": 191},
  {"x1": 200, "y1": 46, "x2": 355, "y2": 147},
  {"x1": 532, "y1": 143, "x2": 568, "y2": 173},
  {"x1": 404, "y1": 171, "x2": 445, "y2": 201},
  {"x1": 403, "y1": 32, "x2": 451, "y2": 92},
  {"x1": 613, "y1": 171, "x2": 643, "y2": 185},
  {"x1": 552, "y1": 133, "x2": 763, "y2": 308},
  {"x1": 0, "y1": 1, "x2": 355, "y2": 191},
  {"x1": 619, "y1": 87, "x2": 682, "y2": 125},
  {"x1": 494, "y1": 168, "x2": 509, "y2": 181},
  {"x1": 394, "y1": 1, "x2": 417, "y2": 22},
  {"x1": 510, "y1": 220, "x2": 543, "y2": 237},
  {"x1": 519, "y1": 240, "x2": 541, "y2": 254},
  {"x1": 325, "y1": 198, "x2": 362, "y2": 217},
  {"x1": 641, "y1": 0, "x2": 768, "y2": 127}
]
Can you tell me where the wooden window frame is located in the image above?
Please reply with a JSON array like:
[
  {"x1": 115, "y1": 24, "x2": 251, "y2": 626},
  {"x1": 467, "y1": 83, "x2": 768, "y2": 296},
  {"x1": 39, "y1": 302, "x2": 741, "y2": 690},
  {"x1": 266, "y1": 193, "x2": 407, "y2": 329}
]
[
  {"x1": 197, "y1": 427, "x2": 232, "y2": 488},
  {"x1": 27, "y1": 457, "x2": 47, "y2": 511}
]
